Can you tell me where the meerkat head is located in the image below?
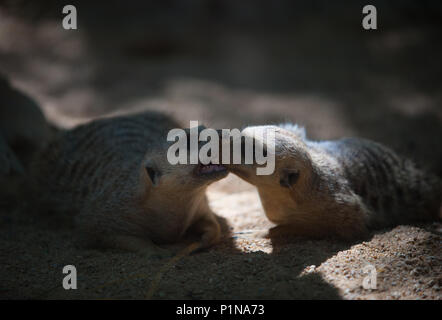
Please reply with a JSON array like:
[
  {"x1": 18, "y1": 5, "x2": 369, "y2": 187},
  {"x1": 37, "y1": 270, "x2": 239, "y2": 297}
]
[
  {"x1": 143, "y1": 125, "x2": 228, "y2": 190},
  {"x1": 142, "y1": 148, "x2": 228, "y2": 191},
  {"x1": 225, "y1": 125, "x2": 318, "y2": 224},
  {"x1": 136, "y1": 126, "x2": 228, "y2": 243}
]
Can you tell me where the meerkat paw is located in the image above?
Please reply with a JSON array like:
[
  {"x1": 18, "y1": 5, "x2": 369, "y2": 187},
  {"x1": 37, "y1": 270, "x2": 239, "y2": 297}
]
[
  {"x1": 191, "y1": 215, "x2": 221, "y2": 249},
  {"x1": 200, "y1": 225, "x2": 221, "y2": 248}
]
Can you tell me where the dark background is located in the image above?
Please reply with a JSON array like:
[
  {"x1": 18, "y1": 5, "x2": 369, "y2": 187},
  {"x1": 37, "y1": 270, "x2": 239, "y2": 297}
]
[{"x1": 1, "y1": 0, "x2": 441, "y2": 175}]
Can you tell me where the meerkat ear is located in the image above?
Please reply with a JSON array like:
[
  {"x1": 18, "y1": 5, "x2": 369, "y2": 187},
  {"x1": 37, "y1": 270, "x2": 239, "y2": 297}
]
[{"x1": 280, "y1": 169, "x2": 300, "y2": 188}]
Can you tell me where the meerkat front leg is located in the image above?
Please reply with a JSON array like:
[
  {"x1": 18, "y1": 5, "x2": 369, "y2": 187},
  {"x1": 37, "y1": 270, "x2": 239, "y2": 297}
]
[
  {"x1": 189, "y1": 203, "x2": 221, "y2": 248},
  {"x1": 192, "y1": 213, "x2": 221, "y2": 248}
]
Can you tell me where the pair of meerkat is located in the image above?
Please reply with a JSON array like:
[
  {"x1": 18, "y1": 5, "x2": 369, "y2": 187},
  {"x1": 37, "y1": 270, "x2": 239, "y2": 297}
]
[{"x1": 31, "y1": 112, "x2": 441, "y2": 254}]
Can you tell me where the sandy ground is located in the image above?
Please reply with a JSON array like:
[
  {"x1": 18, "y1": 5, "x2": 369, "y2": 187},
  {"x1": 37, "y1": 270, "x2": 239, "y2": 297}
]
[
  {"x1": 0, "y1": 2, "x2": 441, "y2": 299},
  {"x1": 0, "y1": 174, "x2": 441, "y2": 299}
]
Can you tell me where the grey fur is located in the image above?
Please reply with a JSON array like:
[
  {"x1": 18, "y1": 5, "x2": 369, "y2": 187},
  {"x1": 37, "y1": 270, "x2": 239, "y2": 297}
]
[{"x1": 309, "y1": 137, "x2": 441, "y2": 228}]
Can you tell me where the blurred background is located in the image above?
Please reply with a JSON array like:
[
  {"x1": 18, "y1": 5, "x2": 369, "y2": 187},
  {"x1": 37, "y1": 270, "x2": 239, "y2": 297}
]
[{"x1": 1, "y1": 0, "x2": 441, "y2": 175}]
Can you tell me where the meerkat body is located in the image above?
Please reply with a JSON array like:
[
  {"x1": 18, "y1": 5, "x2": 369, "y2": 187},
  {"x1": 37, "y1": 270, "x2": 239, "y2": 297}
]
[
  {"x1": 227, "y1": 124, "x2": 441, "y2": 240},
  {"x1": 0, "y1": 75, "x2": 52, "y2": 202},
  {"x1": 0, "y1": 75, "x2": 52, "y2": 165},
  {"x1": 31, "y1": 111, "x2": 227, "y2": 252},
  {"x1": 311, "y1": 137, "x2": 440, "y2": 228}
]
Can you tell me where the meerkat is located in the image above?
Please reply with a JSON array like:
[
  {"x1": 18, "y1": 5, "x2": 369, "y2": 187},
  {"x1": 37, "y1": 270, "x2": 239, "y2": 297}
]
[
  {"x1": 0, "y1": 134, "x2": 25, "y2": 202},
  {"x1": 0, "y1": 75, "x2": 52, "y2": 202},
  {"x1": 30, "y1": 111, "x2": 227, "y2": 254},
  {"x1": 225, "y1": 124, "x2": 441, "y2": 240},
  {"x1": 0, "y1": 75, "x2": 52, "y2": 165},
  {"x1": 0, "y1": 134, "x2": 24, "y2": 177}
]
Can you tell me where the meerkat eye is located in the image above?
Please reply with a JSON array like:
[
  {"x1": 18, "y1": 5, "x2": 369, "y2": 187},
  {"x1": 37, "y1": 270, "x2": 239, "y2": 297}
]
[
  {"x1": 280, "y1": 169, "x2": 300, "y2": 188},
  {"x1": 145, "y1": 166, "x2": 158, "y2": 186}
]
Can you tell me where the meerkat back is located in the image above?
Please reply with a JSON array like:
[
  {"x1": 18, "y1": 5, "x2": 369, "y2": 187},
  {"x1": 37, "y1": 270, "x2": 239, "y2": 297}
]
[{"x1": 316, "y1": 137, "x2": 441, "y2": 228}]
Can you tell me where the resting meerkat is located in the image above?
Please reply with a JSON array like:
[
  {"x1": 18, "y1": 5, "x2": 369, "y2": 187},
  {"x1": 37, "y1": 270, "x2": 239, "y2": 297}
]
[
  {"x1": 225, "y1": 124, "x2": 441, "y2": 240},
  {"x1": 0, "y1": 75, "x2": 52, "y2": 165},
  {"x1": 1, "y1": 75, "x2": 53, "y2": 202},
  {"x1": 31, "y1": 111, "x2": 227, "y2": 253}
]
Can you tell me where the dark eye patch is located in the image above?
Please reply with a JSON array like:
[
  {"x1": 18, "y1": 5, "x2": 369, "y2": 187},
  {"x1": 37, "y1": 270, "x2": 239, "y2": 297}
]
[
  {"x1": 280, "y1": 169, "x2": 300, "y2": 188},
  {"x1": 145, "y1": 166, "x2": 158, "y2": 185}
]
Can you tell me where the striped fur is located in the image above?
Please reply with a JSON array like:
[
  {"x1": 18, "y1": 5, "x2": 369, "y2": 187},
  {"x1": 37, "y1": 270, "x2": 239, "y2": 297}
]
[{"x1": 313, "y1": 137, "x2": 441, "y2": 229}]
